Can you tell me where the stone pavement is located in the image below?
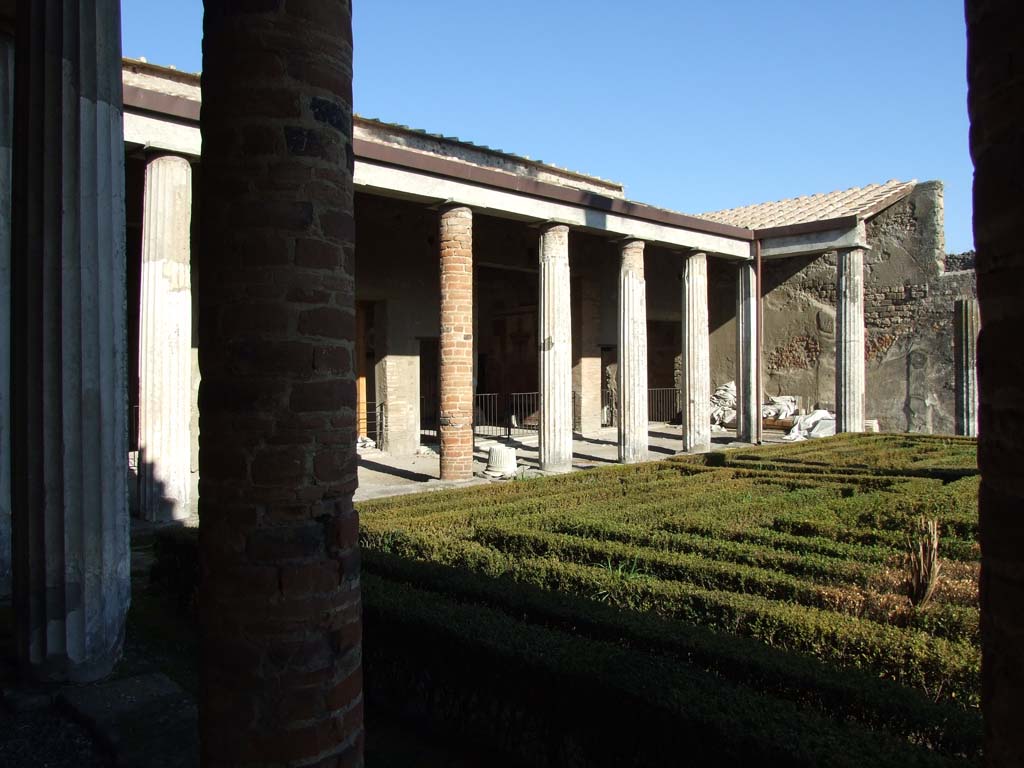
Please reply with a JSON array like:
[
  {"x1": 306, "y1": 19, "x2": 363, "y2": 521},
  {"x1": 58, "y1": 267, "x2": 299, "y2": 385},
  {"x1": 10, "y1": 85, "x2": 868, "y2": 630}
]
[{"x1": 355, "y1": 424, "x2": 789, "y2": 502}]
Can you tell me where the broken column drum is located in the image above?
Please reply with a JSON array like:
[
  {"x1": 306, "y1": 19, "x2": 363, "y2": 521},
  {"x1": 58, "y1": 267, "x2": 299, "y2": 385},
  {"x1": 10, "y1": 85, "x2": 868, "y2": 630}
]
[
  {"x1": 10, "y1": 0, "x2": 130, "y2": 682},
  {"x1": 681, "y1": 252, "x2": 711, "y2": 452},
  {"x1": 138, "y1": 154, "x2": 193, "y2": 521},
  {"x1": 618, "y1": 240, "x2": 649, "y2": 463},
  {"x1": 538, "y1": 223, "x2": 573, "y2": 472},
  {"x1": 439, "y1": 205, "x2": 475, "y2": 481},
  {"x1": 836, "y1": 247, "x2": 866, "y2": 433}
]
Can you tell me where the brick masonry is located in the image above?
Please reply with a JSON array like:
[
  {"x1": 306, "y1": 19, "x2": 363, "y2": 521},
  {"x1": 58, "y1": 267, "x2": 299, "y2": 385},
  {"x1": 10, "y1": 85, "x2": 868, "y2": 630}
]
[
  {"x1": 197, "y1": 3, "x2": 362, "y2": 766},
  {"x1": 439, "y1": 205, "x2": 474, "y2": 480},
  {"x1": 966, "y1": 1, "x2": 1024, "y2": 763}
]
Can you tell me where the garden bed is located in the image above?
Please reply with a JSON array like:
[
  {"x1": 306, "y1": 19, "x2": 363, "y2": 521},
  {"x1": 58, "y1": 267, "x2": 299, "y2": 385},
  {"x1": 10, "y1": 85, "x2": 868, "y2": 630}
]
[
  {"x1": 150, "y1": 433, "x2": 981, "y2": 766},
  {"x1": 359, "y1": 433, "x2": 980, "y2": 766}
]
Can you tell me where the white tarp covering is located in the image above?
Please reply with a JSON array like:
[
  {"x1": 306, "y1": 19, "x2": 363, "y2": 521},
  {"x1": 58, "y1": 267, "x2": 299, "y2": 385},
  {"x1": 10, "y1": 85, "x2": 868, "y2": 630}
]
[
  {"x1": 710, "y1": 381, "x2": 737, "y2": 427},
  {"x1": 783, "y1": 410, "x2": 837, "y2": 441},
  {"x1": 762, "y1": 395, "x2": 799, "y2": 421}
]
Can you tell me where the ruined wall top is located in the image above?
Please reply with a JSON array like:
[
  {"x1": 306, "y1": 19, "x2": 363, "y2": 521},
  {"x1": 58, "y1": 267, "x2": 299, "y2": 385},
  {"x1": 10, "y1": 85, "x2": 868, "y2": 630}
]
[
  {"x1": 120, "y1": 58, "x2": 625, "y2": 200},
  {"x1": 353, "y1": 117, "x2": 625, "y2": 199},
  {"x1": 123, "y1": 58, "x2": 201, "y2": 102}
]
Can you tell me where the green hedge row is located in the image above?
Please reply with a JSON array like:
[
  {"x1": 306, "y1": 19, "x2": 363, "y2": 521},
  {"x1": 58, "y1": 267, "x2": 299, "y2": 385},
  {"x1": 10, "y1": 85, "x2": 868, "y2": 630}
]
[
  {"x1": 363, "y1": 527, "x2": 980, "y2": 705},
  {"x1": 364, "y1": 572, "x2": 971, "y2": 768},
  {"x1": 542, "y1": 516, "x2": 880, "y2": 585},
  {"x1": 363, "y1": 549, "x2": 981, "y2": 757},
  {"x1": 470, "y1": 523, "x2": 979, "y2": 642}
]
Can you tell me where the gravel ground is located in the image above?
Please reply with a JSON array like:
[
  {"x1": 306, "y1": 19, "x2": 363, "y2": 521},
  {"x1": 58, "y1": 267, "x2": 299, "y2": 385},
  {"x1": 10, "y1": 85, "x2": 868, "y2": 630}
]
[{"x1": 0, "y1": 701, "x2": 112, "y2": 768}]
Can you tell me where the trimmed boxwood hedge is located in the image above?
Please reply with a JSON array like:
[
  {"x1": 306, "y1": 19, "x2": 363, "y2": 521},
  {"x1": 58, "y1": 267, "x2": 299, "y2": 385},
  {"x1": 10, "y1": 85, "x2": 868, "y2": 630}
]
[{"x1": 151, "y1": 434, "x2": 981, "y2": 765}]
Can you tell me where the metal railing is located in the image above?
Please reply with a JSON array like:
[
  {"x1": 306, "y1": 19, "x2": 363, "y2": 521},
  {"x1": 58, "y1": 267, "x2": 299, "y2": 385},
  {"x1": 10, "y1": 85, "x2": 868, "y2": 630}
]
[
  {"x1": 360, "y1": 401, "x2": 385, "y2": 445},
  {"x1": 420, "y1": 396, "x2": 439, "y2": 442},
  {"x1": 648, "y1": 387, "x2": 682, "y2": 424},
  {"x1": 473, "y1": 392, "x2": 540, "y2": 439},
  {"x1": 602, "y1": 389, "x2": 615, "y2": 427}
]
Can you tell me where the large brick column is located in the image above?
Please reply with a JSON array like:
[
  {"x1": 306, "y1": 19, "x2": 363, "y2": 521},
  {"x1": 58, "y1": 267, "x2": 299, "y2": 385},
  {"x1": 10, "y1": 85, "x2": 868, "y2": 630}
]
[
  {"x1": 199, "y1": 3, "x2": 362, "y2": 765},
  {"x1": 11, "y1": 0, "x2": 130, "y2": 683},
  {"x1": 439, "y1": 205, "x2": 474, "y2": 481},
  {"x1": 0, "y1": 31, "x2": 11, "y2": 601},
  {"x1": 966, "y1": 1, "x2": 1024, "y2": 763}
]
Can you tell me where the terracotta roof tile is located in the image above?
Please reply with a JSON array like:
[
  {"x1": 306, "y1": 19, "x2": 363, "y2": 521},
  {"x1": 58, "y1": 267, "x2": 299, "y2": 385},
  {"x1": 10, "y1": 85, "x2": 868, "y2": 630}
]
[{"x1": 695, "y1": 180, "x2": 917, "y2": 230}]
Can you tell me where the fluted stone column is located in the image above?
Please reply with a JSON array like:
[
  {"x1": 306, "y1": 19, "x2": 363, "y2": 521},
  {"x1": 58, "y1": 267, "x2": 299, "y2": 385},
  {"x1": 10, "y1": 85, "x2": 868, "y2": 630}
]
[
  {"x1": 836, "y1": 248, "x2": 866, "y2": 433},
  {"x1": 439, "y1": 205, "x2": 474, "y2": 481},
  {"x1": 954, "y1": 298, "x2": 979, "y2": 437},
  {"x1": 539, "y1": 224, "x2": 573, "y2": 472},
  {"x1": 681, "y1": 252, "x2": 711, "y2": 452},
  {"x1": 735, "y1": 260, "x2": 758, "y2": 443},
  {"x1": 10, "y1": 0, "x2": 129, "y2": 682},
  {"x1": 0, "y1": 33, "x2": 12, "y2": 600},
  {"x1": 138, "y1": 155, "x2": 193, "y2": 521},
  {"x1": 618, "y1": 240, "x2": 648, "y2": 463}
]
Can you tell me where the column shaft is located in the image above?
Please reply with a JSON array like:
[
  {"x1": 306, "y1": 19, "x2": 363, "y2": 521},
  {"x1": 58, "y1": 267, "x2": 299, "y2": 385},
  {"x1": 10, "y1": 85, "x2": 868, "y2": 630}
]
[
  {"x1": 681, "y1": 252, "x2": 711, "y2": 452},
  {"x1": 10, "y1": 0, "x2": 129, "y2": 682},
  {"x1": 538, "y1": 224, "x2": 573, "y2": 471},
  {"x1": 735, "y1": 260, "x2": 758, "y2": 443},
  {"x1": 967, "y1": 2, "x2": 1024, "y2": 760},
  {"x1": 138, "y1": 155, "x2": 193, "y2": 521},
  {"x1": 572, "y1": 271, "x2": 602, "y2": 435},
  {"x1": 836, "y1": 248, "x2": 866, "y2": 433},
  {"x1": 0, "y1": 33, "x2": 12, "y2": 600},
  {"x1": 439, "y1": 205, "x2": 474, "y2": 480},
  {"x1": 199, "y1": 2, "x2": 363, "y2": 764},
  {"x1": 618, "y1": 240, "x2": 648, "y2": 463},
  {"x1": 954, "y1": 298, "x2": 979, "y2": 437}
]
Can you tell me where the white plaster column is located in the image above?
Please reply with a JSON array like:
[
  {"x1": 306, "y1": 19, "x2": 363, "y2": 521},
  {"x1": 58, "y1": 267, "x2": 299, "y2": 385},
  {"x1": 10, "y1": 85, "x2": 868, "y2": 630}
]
[
  {"x1": 681, "y1": 252, "x2": 711, "y2": 452},
  {"x1": 138, "y1": 155, "x2": 193, "y2": 521},
  {"x1": 538, "y1": 223, "x2": 573, "y2": 472},
  {"x1": 617, "y1": 240, "x2": 648, "y2": 463},
  {"x1": 836, "y1": 248, "x2": 866, "y2": 433},
  {"x1": 0, "y1": 33, "x2": 13, "y2": 600},
  {"x1": 735, "y1": 259, "x2": 759, "y2": 443},
  {"x1": 954, "y1": 297, "x2": 980, "y2": 437},
  {"x1": 10, "y1": 0, "x2": 130, "y2": 681}
]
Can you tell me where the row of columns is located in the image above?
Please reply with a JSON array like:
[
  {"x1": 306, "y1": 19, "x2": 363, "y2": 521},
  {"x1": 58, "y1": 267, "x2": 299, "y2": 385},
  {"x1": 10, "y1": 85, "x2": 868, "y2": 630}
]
[
  {"x1": 435, "y1": 206, "x2": 755, "y2": 479},
  {"x1": 433, "y1": 224, "x2": 901, "y2": 479}
]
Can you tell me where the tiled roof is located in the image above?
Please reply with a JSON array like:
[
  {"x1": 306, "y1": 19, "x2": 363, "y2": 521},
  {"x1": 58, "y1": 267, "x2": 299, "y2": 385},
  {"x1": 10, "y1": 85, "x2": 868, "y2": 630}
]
[{"x1": 695, "y1": 180, "x2": 917, "y2": 230}]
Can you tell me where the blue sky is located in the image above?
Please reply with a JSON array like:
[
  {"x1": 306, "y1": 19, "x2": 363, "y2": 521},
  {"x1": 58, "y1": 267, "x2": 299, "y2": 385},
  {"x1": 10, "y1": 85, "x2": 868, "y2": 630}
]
[{"x1": 122, "y1": 1, "x2": 973, "y2": 252}]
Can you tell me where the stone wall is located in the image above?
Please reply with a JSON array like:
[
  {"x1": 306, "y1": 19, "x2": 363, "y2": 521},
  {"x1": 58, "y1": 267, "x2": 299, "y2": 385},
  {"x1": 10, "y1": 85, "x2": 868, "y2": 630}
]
[{"x1": 742, "y1": 181, "x2": 976, "y2": 433}]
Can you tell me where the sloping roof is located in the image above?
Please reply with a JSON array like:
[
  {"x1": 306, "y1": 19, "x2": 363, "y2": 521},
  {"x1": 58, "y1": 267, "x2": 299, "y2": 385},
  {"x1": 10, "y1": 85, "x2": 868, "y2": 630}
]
[{"x1": 695, "y1": 179, "x2": 917, "y2": 230}]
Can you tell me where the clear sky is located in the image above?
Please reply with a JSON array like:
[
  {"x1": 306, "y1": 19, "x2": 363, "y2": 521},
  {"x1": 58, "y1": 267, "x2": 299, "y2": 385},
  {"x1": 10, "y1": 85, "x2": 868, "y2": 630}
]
[{"x1": 122, "y1": 1, "x2": 974, "y2": 253}]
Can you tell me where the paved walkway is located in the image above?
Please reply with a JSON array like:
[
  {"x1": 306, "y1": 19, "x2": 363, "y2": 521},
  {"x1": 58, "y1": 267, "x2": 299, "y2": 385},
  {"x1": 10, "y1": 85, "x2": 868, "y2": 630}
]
[{"x1": 355, "y1": 424, "x2": 789, "y2": 502}]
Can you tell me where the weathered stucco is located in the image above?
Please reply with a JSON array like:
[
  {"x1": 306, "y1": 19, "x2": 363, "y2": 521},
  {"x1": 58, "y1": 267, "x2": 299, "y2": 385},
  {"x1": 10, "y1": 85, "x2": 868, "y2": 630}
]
[{"x1": 734, "y1": 182, "x2": 975, "y2": 433}]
